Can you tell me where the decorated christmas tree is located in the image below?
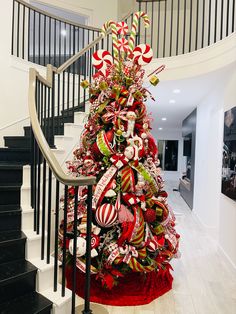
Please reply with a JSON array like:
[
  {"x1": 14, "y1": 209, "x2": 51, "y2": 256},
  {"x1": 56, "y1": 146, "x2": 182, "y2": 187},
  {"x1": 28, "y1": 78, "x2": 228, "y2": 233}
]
[{"x1": 59, "y1": 12, "x2": 180, "y2": 305}]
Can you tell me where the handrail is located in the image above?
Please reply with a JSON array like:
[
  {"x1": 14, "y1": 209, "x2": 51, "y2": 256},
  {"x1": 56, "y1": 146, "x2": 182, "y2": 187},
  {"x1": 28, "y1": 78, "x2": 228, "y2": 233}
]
[
  {"x1": 28, "y1": 67, "x2": 96, "y2": 186},
  {"x1": 15, "y1": 0, "x2": 101, "y2": 31}
]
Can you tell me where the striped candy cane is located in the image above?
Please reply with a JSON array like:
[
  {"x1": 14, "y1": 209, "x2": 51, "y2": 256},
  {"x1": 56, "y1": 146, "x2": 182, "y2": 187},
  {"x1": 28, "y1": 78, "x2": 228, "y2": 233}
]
[
  {"x1": 102, "y1": 20, "x2": 119, "y2": 64},
  {"x1": 129, "y1": 12, "x2": 150, "y2": 52}
]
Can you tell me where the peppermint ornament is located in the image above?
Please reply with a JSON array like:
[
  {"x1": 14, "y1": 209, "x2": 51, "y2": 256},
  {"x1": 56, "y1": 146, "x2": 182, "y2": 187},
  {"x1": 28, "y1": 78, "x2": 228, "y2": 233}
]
[
  {"x1": 92, "y1": 49, "x2": 113, "y2": 74},
  {"x1": 116, "y1": 21, "x2": 129, "y2": 35},
  {"x1": 95, "y1": 203, "x2": 118, "y2": 228},
  {"x1": 133, "y1": 44, "x2": 153, "y2": 65}
]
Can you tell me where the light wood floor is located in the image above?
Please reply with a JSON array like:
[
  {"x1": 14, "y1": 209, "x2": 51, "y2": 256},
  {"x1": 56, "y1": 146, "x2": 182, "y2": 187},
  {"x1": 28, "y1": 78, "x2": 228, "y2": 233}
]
[{"x1": 76, "y1": 181, "x2": 236, "y2": 314}]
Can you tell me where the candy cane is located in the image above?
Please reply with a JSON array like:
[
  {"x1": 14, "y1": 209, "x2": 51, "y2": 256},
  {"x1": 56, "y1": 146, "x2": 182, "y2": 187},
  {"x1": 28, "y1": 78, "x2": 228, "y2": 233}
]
[
  {"x1": 129, "y1": 12, "x2": 150, "y2": 52},
  {"x1": 102, "y1": 20, "x2": 119, "y2": 63}
]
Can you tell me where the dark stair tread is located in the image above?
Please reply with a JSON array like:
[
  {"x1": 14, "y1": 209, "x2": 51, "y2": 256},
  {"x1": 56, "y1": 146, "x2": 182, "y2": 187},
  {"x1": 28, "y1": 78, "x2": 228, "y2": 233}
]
[
  {"x1": 0, "y1": 260, "x2": 37, "y2": 283},
  {"x1": 0, "y1": 164, "x2": 23, "y2": 170},
  {"x1": 0, "y1": 231, "x2": 26, "y2": 244},
  {"x1": 0, "y1": 291, "x2": 53, "y2": 314},
  {"x1": 4, "y1": 136, "x2": 30, "y2": 140},
  {"x1": 0, "y1": 204, "x2": 20, "y2": 211},
  {"x1": 0, "y1": 148, "x2": 30, "y2": 152},
  {"x1": 0, "y1": 186, "x2": 21, "y2": 190}
]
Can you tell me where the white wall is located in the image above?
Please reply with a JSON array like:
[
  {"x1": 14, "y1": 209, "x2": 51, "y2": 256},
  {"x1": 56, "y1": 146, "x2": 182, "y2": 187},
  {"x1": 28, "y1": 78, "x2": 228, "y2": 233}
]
[
  {"x1": 194, "y1": 64, "x2": 236, "y2": 268},
  {"x1": 219, "y1": 69, "x2": 236, "y2": 268}
]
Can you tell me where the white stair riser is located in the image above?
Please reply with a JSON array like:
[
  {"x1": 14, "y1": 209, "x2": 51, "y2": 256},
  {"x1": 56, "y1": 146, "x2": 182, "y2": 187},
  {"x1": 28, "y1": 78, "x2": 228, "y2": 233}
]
[
  {"x1": 22, "y1": 209, "x2": 34, "y2": 230},
  {"x1": 21, "y1": 187, "x2": 31, "y2": 206},
  {"x1": 74, "y1": 112, "x2": 88, "y2": 125},
  {"x1": 54, "y1": 137, "x2": 74, "y2": 150},
  {"x1": 85, "y1": 103, "x2": 90, "y2": 114},
  {"x1": 64, "y1": 124, "x2": 83, "y2": 137},
  {"x1": 37, "y1": 266, "x2": 55, "y2": 292},
  {"x1": 53, "y1": 302, "x2": 72, "y2": 314},
  {"x1": 26, "y1": 236, "x2": 42, "y2": 260}
]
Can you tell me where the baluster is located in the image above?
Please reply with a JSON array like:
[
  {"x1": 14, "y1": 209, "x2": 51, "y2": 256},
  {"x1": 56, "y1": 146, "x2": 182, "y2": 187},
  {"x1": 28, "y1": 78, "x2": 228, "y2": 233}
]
[
  {"x1": 47, "y1": 168, "x2": 52, "y2": 264},
  {"x1": 208, "y1": 0, "x2": 212, "y2": 45},
  {"x1": 44, "y1": 14, "x2": 46, "y2": 65},
  {"x1": 170, "y1": 0, "x2": 174, "y2": 56},
  {"x1": 28, "y1": 7, "x2": 31, "y2": 60},
  {"x1": 232, "y1": 0, "x2": 235, "y2": 33},
  {"x1": 11, "y1": 0, "x2": 15, "y2": 55},
  {"x1": 183, "y1": 0, "x2": 187, "y2": 54},
  {"x1": 41, "y1": 158, "x2": 46, "y2": 260},
  {"x1": 54, "y1": 180, "x2": 60, "y2": 291},
  {"x1": 49, "y1": 17, "x2": 52, "y2": 64},
  {"x1": 214, "y1": 0, "x2": 218, "y2": 43},
  {"x1": 163, "y1": 0, "x2": 167, "y2": 57},
  {"x1": 33, "y1": 10, "x2": 36, "y2": 63},
  {"x1": 83, "y1": 185, "x2": 93, "y2": 314},
  {"x1": 62, "y1": 185, "x2": 68, "y2": 297},
  {"x1": 202, "y1": 0, "x2": 206, "y2": 48},
  {"x1": 220, "y1": 0, "x2": 224, "y2": 39},
  {"x1": 71, "y1": 186, "x2": 79, "y2": 314},
  {"x1": 226, "y1": 0, "x2": 230, "y2": 36},
  {"x1": 59, "y1": 21, "x2": 62, "y2": 65},
  {"x1": 54, "y1": 19, "x2": 57, "y2": 66},
  {"x1": 17, "y1": 2, "x2": 20, "y2": 57},
  {"x1": 39, "y1": 13, "x2": 41, "y2": 65},
  {"x1": 195, "y1": 0, "x2": 199, "y2": 49},
  {"x1": 157, "y1": 0, "x2": 160, "y2": 57},
  {"x1": 151, "y1": 0, "x2": 154, "y2": 48},
  {"x1": 176, "y1": 0, "x2": 180, "y2": 55},
  {"x1": 22, "y1": 4, "x2": 25, "y2": 59}
]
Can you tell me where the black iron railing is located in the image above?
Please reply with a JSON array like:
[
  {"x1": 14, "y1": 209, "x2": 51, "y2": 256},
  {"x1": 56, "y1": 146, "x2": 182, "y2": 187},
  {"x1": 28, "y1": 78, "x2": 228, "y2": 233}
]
[
  {"x1": 12, "y1": 0, "x2": 102, "y2": 67},
  {"x1": 136, "y1": 0, "x2": 235, "y2": 57}
]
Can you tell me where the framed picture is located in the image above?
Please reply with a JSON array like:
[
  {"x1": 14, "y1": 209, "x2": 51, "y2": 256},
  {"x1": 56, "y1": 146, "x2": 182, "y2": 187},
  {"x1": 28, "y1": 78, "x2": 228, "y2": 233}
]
[{"x1": 222, "y1": 106, "x2": 236, "y2": 201}]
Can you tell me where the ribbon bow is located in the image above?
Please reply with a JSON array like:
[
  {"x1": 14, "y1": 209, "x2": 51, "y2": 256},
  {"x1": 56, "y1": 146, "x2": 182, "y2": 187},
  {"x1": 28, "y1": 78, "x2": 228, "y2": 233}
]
[
  {"x1": 110, "y1": 154, "x2": 129, "y2": 169},
  {"x1": 102, "y1": 102, "x2": 127, "y2": 125},
  {"x1": 119, "y1": 244, "x2": 138, "y2": 264}
]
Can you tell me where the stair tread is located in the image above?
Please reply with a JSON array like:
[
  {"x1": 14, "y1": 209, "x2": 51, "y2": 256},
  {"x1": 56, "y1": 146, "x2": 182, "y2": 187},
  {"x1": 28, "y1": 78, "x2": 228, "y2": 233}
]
[
  {"x1": 0, "y1": 260, "x2": 37, "y2": 283},
  {"x1": 0, "y1": 209, "x2": 21, "y2": 214},
  {"x1": 0, "y1": 204, "x2": 20, "y2": 211},
  {"x1": 0, "y1": 291, "x2": 52, "y2": 314},
  {"x1": 0, "y1": 164, "x2": 23, "y2": 170},
  {"x1": 0, "y1": 148, "x2": 30, "y2": 151},
  {"x1": 0, "y1": 231, "x2": 26, "y2": 245},
  {"x1": 4, "y1": 136, "x2": 30, "y2": 139}
]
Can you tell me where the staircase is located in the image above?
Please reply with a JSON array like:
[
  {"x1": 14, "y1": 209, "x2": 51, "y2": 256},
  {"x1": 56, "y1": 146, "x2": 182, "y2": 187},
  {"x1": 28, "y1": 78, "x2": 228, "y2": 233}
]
[
  {"x1": 0, "y1": 138, "x2": 53, "y2": 313},
  {"x1": 0, "y1": 104, "x2": 88, "y2": 313}
]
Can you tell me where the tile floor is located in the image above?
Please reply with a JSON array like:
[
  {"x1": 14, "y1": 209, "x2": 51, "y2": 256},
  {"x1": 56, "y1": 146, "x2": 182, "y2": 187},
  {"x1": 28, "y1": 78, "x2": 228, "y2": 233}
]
[{"x1": 76, "y1": 181, "x2": 236, "y2": 314}]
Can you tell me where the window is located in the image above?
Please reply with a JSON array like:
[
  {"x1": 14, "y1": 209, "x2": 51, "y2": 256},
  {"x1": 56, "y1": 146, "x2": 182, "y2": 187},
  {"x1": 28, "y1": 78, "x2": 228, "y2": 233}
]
[{"x1": 157, "y1": 140, "x2": 178, "y2": 171}]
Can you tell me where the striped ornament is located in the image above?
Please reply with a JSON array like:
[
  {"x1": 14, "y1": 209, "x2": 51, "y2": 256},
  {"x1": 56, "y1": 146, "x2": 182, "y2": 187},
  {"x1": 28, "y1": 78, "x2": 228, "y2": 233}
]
[
  {"x1": 129, "y1": 11, "x2": 150, "y2": 52},
  {"x1": 133, "y1": 44, "x2": 153, "y2": 65},
  {"x1": 102, "y1": 20, "x2": 119, "y2": 63},
  {"x1": 92, "y1": 50, "x2": 113, "y2": 74},
  {"x1": 128, "y1": 257, "x2": 155, "y2": 272},
  {"x1": 116, "y1": 21, "x2": 129, "y2": 35},
  {"x1": 95, "y1": 203, "x2": 118, "y2": 228},
  {"x1": 117, "y1": 38, "x2": 130, "y2": 54},
  {"x1": 120, "y1": 166, "x2": 135, "y2": 192},
  {"x1": 129, "y1": 206, "x2": 145, "y2": 246}
]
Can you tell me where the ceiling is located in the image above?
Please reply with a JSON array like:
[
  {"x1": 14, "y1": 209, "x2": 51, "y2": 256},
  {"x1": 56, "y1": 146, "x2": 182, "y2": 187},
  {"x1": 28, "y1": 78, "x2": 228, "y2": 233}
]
[{"x1": 145, "y1": 64, "x2": 233, "y2": 134}]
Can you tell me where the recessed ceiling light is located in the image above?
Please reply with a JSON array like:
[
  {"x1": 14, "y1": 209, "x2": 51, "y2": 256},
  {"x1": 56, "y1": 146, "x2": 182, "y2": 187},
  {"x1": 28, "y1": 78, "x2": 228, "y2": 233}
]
[
  {"x1": 173, "y1": 89, "x2": 181, "y2": 94},
  {"x1": 169, "y1": 99, "x2": 176, "y2": 104},
  {"x1": 161, "y1": 117, "x2": 167, "y2": 121},
  {"x1": 158, "y1": 127, "x2": 163, "y2": 130},
  {"x1": 61, "y1": 29, "x2": 67, "y2": 36}
]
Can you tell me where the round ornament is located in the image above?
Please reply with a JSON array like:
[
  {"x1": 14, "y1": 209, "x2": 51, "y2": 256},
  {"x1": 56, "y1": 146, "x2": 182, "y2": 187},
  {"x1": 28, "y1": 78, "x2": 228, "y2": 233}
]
[
  {"x1": 132, "y1": 44, "x2": 153, "y2": 65},
  {"x1": 116, "y1": 21, "x2": 129, "y2": 35},
  {"x1": 143, "y1": 208, "x2": 156, "y2": 223},
  {"x1": 69, "y1": 237, "x2": 86, "y2": 257},
  {"x1": 117, "y1": 38, "x2": 129, "y2": 53},
  {"x1": 92, "y1": 50, "x2": 113, "y2": 73},
  {"x1": 95, "y1": 203, "x2": 118, "y2": 228}
]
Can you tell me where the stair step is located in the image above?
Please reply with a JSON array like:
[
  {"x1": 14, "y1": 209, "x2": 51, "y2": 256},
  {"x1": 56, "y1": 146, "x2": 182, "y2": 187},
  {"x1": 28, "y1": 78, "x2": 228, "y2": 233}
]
[
  {"x1": 0, "y1": 209, "x2": 21, "y2": 232},
  {"x1": 4, "y1": 136, "x2": 31, "y2": 149},
  {"x1": 0, "y1": 186, "x2": 21, "y2": 207},
  {"x1": 0, "y1": 164, "x2": 23, "y2": 186},
  {"x1": 0, "y1": 291, "x2": 52, "y2": 314},
  {"x1": 0, "y1": 260, "x2": 37, "y2": 304},
  {"x1": 0, "y1": 231, "x2": 26, "y2": 264},
  {"x1": 0, "y1": 148, "x2": 30, "y2": 164}
]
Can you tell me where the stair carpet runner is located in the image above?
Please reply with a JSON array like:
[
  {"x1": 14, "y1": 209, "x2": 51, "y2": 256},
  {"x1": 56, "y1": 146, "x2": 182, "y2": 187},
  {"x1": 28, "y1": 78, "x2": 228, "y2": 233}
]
[{"x1": 0, "y1": 125, "x2": 53, "y2": 314}]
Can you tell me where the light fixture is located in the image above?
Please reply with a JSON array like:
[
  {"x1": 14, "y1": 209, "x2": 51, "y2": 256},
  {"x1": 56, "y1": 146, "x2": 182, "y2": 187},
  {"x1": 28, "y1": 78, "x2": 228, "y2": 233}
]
[
  {"x1": 158, "y1": 127, "x2": 163, "y2": 130},
  {"x1": 161, "y1": 117, "x2": 167, "y2": 121},
  {"x1": 173, "y1": 89, "x2": 181, "y2": 94},
  {"x1": 169, "y1": 99, "x2": 176, "y2": 104},
  {"x1": 61, "y1": 29, "x2": 67, "y2": 36}
]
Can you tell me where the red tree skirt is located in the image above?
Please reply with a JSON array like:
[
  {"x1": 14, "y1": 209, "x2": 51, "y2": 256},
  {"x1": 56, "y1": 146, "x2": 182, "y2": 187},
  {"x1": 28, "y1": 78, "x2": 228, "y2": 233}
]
[{"x1": 66, "y1": 267, "x2": 173, "y2": 306}]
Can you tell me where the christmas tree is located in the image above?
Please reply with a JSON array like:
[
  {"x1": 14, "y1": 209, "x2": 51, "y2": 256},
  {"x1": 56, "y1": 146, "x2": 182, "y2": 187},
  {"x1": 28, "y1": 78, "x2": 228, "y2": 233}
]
[{"x1": 59, "y1": 12, "x2": 180, "y2": 304}]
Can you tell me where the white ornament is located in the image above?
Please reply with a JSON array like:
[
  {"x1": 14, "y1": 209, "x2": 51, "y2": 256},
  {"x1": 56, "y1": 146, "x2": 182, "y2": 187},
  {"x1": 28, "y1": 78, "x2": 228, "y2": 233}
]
[{"x1": 69, "y1": 237, "x2": 86, "y2": 257}]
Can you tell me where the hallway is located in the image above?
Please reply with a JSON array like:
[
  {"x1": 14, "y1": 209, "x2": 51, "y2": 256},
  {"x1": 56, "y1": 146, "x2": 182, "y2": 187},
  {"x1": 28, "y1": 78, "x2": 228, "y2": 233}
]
[{"x1": 79, "y1": 181, "x2": 236, "y2": 314}]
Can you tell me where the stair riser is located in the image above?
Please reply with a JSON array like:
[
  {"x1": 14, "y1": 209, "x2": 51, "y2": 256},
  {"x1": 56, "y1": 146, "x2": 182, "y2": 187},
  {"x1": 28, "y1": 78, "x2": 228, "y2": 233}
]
[
  {"x1": 0, "y1": 211, "x2": 21, "y2": 232},
  {"x1": 0, "y1": 169, "x2": 22, "y2": 186},
  {"x1": 0, "y1": 189, "x2": 20, "y2": 207},
  {"x1": 0, "y1": 270, "x2": 37, "y2": 304},
  {"x1": 0, "y1": 239, "x2": 26, "y2": 264},
  {"x1": 37, "y1": 265, "x2": 55, "y2": 292},
  {"x1": 0, "y1": 150, "x2": 30, "y2": 164},
  {"x1": 4, "y1": 137, "x2": 30, "y2": 149}
]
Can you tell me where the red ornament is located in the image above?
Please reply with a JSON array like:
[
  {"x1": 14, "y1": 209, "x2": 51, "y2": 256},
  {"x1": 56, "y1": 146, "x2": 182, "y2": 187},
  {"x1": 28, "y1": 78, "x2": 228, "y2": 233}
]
[
  {"x1": 106, "y1": 129, "x2": 114, "y2": 142},
  {"x1": 143, "y1": 208, "x2": 156, "y2": 223},
  {"x1": 95, "y1": 203, "x2": 118, "y2": 228}
]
